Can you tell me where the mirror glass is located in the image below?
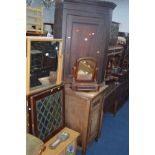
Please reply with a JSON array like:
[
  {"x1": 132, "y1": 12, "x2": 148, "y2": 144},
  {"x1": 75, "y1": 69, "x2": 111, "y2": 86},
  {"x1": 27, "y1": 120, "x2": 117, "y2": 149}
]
[
  {"x1": 77, "y1": 59, "x2": 96, "y2": 81},
  {"x1": 30, "y1": 41, "x2": 59, "y2": 90}
]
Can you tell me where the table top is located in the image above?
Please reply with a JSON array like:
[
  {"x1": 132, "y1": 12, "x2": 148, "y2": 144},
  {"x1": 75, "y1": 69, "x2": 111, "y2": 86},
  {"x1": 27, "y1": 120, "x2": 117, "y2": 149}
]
[
  {"x1": 42, "y1": 127, "x2": 80, "y2": 155},
  {"x1": 65, "y1": 84, "x2": 108, "y2": 100},
  {"x1": 104, "y1": 80, "x2": 128, "y2": 97}
]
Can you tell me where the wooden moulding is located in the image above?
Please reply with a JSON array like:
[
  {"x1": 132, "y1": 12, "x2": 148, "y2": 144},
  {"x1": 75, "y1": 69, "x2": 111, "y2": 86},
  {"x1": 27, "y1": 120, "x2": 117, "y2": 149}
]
[
  {"x1": 26, "y1": 39, "x2": 31, "y2": 96},
  {"x1": 26, "y1": 36, "x2": 63, "y2": 96},
  {"x1": 55, "y1": 0, "x2": 116, "y2": 9},
  {"x1": 29, "y1": 84, "x2": 65, "y2": 142}
]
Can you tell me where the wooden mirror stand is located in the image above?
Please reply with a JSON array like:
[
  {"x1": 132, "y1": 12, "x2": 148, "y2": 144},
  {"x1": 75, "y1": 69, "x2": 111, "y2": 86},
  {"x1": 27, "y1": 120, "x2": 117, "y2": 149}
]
[{"x1": 71, "y1": 57, "x2": 99, "y2": 91}]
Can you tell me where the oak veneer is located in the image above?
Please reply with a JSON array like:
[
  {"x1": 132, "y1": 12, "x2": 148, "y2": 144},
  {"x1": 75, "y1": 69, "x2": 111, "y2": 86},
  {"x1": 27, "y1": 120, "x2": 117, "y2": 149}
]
[{"x1": 65, "y1": 84, "x2": 108, "y2": 154}]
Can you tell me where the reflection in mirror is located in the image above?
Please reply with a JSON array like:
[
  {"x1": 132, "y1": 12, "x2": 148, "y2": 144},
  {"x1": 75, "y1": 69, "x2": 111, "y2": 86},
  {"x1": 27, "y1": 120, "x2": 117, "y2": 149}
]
[
  {"x1": 30, "y1": 41, "x2": 59, "y2": 89},
  {"x1": 77, "y1": 59, "x2": 96, "y2": 80}
]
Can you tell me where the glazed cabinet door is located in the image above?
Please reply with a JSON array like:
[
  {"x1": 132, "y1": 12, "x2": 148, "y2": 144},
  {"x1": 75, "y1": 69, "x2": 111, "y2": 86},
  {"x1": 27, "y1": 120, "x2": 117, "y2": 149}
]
[
  {"x1": 27, "y1": 85, "x2": 65, "y2": 142},
  {"x1": 64, "y1": 15, "x2": 106, "y2": 83}
]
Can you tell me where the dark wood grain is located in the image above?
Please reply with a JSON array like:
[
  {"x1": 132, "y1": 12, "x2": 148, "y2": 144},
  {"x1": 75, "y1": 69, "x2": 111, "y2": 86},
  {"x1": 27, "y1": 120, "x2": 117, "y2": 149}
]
[
  {"x1": 54, "y1": 0, "x2": 116, "y2": 84},
  {"x1": 104, "y1": 81, "x2": 129, "y2": 116}
]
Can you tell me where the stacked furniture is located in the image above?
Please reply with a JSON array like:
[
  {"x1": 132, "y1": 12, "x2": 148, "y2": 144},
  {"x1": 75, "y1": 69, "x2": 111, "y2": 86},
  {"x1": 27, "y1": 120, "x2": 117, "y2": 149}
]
[
  {"x1": 26, "y1": 36, "x2": 80, "y2": 155},
  {"x1": 26, "y1": 1, "x2": 129, "y2": 154},
  {"x1": 104, "y1": 81, "x2": 129, "y2": 116},
  {"x1": 104, "y1": 21, "x2": 128, "y2": 83},
  {"x1": 109, "y1": 21, "x2": 120, "y2": 46},
  {"x1": 54, "y1": 0, "x2": 116, "y2": 154},
  {"x1": 104, "y1": 45, "x2": 125, "y2": 83},
  {"x1": 26, "y1": 37, "x2": 65, "y2": 155},
  {"x1": 104, "y1": 22, "x2": 129, "y2": 115}
]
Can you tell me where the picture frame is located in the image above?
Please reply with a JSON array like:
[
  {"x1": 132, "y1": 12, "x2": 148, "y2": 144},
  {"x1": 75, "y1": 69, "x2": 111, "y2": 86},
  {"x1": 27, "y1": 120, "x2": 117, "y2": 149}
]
[{"x1": 43, "y1": 23, "x2": 54, "y2": 35}]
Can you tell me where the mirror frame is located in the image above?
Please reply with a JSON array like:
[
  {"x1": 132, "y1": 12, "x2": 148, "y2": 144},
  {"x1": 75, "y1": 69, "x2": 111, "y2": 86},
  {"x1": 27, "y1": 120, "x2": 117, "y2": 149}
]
[
  {"x1": 26, "y1": 36, "x2": 63, "y2": 95},
  {"x1": 72, "y1": 57, "x2": 98, "y2": 83}
]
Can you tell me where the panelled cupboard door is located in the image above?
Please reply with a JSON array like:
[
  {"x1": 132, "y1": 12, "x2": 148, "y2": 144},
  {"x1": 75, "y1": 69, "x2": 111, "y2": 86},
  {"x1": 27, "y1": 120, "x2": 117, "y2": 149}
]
[
  {"x1": 65, "y1": 15, "x2": 106, "y2": 83},
  {"x1": 89, "y1": 106, "x2": 101, "y2": 141}
]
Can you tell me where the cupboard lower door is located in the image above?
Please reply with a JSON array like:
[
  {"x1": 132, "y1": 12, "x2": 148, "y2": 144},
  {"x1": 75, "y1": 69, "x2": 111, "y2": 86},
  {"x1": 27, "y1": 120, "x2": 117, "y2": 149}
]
[{"x1": 88, "y1": 105, "x2": 101, "y2": 142}]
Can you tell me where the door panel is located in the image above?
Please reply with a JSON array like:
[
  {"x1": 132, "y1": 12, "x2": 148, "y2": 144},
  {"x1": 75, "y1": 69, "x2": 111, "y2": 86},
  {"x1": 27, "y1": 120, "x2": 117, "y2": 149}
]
[
  {"x1": 65, "y1": 15, "x2": 105, "y2": 82},
  {"x1": 71, "y1": 23, "x2": 98, "y2": 65},
  {"x1": 89, "y1": 105, "x2": 101, "y2": 141}
]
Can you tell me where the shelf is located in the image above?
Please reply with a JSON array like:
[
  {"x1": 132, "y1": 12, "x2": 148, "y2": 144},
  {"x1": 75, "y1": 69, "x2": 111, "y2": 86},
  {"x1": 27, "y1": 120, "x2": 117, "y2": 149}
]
[
  {"x1": 27, "y1": 22, "x2": 42, "y2": 26},
  {"x1": 107, "y1": 45, "x2": 124, "y2": 56},
  {"x1": 27, "y1": 29, "x2": 43, "y2": 33},
  {"x1": 27, "y1": 7, "x2": 43, "y2": 12},
  {"x1": 31, "y1": 66, "x2": 42, "y2": 69},
  {"x1": 108, "y1": 45, "x2": 123, "y2": 51},
  {"x1": 27, "y1": 15, "x2": 42, "y2": 19},
  {"x1": 31, "y1": 50, "x2": 42, "y2": 54},
  {"x1": 108, "y1": 51, "x2": 122, "y2": 56}
]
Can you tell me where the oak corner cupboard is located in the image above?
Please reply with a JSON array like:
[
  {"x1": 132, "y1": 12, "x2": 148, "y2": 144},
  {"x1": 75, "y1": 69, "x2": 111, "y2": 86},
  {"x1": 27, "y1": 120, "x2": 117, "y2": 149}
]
[
  {"x1": 54, "y1": 0, "x2": 116, "y2": 84},
  {"x1": 65, "y1": 84, "x2": 108, "y2": 155}
]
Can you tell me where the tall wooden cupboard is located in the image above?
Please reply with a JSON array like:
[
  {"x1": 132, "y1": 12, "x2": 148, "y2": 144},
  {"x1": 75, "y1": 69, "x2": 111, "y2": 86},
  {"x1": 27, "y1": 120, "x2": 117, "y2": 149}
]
[{"x1": 54, "y1": 0, "x2": 116, "y2": 83}]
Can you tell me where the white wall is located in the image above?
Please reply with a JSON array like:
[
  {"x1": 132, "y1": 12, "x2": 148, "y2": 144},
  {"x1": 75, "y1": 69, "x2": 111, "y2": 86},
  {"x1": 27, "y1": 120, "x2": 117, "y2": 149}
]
[{"x1": 102, "y1": 0, "x2": 129, "y2": 33}]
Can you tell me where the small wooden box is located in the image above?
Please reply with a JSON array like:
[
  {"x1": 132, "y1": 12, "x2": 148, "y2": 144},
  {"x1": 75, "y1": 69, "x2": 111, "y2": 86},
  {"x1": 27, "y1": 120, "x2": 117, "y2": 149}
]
[{"x1": 42, "y1": 127, "x2": 80, "y2": 155}]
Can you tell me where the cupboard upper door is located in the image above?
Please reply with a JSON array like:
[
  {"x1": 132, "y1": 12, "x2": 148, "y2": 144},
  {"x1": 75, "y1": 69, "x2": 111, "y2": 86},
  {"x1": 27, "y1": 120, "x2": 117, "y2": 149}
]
[{"x1": 65, "y1": 15, "x2": 105, "y2": 82}]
